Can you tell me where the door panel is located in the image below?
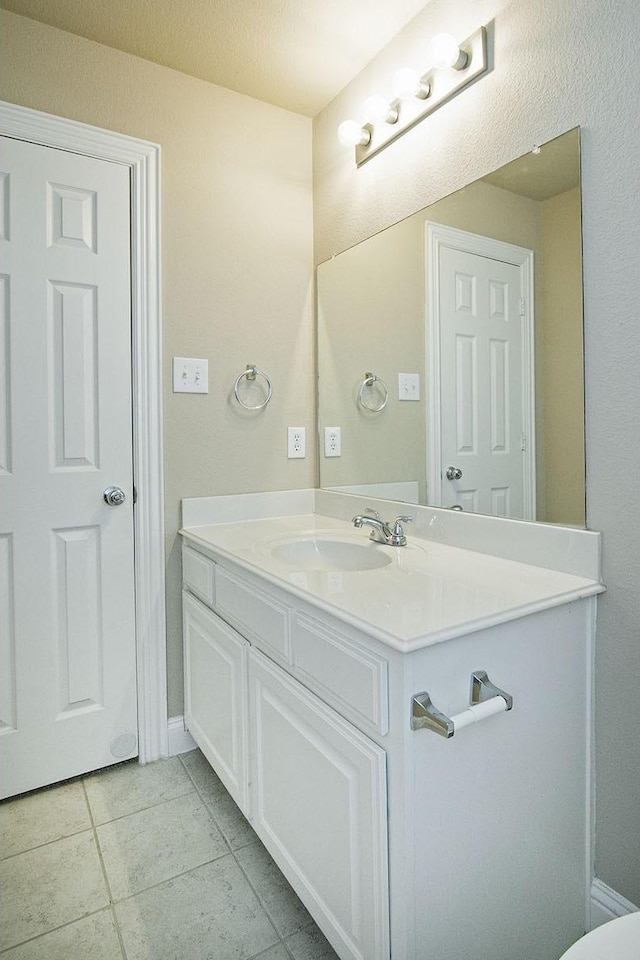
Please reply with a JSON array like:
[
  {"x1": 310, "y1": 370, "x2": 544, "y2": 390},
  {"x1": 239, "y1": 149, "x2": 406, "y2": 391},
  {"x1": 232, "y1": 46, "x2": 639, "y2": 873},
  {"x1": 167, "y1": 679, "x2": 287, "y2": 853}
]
[
  {"x1": 0, "y1": 273, "x2": 10, "y2": 474},
  {"x1": 0, "y1": 532, "x2": 16, "y2": 733},
  {"x1": 0, "y1": 136, "x2": 137, "y2": 798},
  {"x1": 438, "y1": 244, "x2": 531, "y2": 518},
  {"x1": 50, "y1": 281, "x2": 99, "y2": 469}
]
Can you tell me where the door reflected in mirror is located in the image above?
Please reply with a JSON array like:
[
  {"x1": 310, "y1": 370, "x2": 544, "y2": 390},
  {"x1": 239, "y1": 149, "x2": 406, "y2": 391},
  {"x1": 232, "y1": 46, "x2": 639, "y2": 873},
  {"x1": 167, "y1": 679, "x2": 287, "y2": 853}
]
[{"x1": 317, "y1": 128, "x2": 585, "y2": 527}]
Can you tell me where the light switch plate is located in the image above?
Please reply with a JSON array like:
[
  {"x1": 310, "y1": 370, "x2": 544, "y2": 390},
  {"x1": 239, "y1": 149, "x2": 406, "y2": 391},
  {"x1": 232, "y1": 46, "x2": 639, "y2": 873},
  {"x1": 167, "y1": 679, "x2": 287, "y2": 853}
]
[
  {"x1": 398, "y1": 373, "x2": 420, "y2": 401},
  {"x1": 173, "y1": 357, "x2": 209, "y2": 393}
]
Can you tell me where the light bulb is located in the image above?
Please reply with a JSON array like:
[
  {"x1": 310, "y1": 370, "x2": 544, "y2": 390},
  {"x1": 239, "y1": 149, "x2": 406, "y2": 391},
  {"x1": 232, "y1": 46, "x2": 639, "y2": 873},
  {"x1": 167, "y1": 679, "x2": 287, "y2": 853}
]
[
  {"x1": 337, "y1": 120, "x2": 371, "y2": 148},
  {"x1": 392, "y1": 68, "x2": 430, "y2": 101},
  {"x1": 363, "y1": 95, "x2": 398, "y2": 125},
  {"x1": 428, "y1": 33, "x2": 468, "y2": 70}
]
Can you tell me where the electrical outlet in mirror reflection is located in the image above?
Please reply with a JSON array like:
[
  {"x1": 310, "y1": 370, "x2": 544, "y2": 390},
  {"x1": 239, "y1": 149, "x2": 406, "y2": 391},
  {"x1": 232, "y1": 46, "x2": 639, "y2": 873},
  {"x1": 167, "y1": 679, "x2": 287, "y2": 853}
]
[{"x1": 324, "y1": 427, "x2": 341, "y2": 457}]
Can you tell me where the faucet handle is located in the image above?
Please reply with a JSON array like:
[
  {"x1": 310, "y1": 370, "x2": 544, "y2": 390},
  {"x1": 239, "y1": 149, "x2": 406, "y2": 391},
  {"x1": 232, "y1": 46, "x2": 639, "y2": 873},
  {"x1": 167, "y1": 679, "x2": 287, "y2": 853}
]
[
  {"x1": 390, "y1": 515, "x2": 413, "y2": 545},
  {"x1": 392, "y1": 515, "x2": 413, "y2": 532}
]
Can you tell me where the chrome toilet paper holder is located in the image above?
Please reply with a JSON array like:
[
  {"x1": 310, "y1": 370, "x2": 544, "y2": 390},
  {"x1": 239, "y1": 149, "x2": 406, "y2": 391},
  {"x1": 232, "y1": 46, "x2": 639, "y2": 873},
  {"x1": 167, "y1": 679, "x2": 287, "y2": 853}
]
[{"x1": 411, "y1": 670, "x2": 513, "y2": 738}]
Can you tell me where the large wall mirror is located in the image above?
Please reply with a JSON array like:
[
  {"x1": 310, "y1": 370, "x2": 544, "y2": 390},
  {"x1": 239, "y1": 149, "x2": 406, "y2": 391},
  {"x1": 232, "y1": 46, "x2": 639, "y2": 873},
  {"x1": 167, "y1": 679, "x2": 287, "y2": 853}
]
[{"x1": 317, "y1": 128, "x2": 585, "y2": 526}]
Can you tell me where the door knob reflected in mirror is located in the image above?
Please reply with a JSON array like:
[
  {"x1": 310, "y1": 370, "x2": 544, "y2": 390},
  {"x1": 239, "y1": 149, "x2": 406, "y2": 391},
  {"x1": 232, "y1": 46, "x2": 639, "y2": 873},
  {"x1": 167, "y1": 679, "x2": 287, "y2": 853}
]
[
  {"x1": 103, "y1": 486, "x2": 126, "y2": 506},
  {"x1": 445, "y1": 466, "x2": 463, "y2": 481}
]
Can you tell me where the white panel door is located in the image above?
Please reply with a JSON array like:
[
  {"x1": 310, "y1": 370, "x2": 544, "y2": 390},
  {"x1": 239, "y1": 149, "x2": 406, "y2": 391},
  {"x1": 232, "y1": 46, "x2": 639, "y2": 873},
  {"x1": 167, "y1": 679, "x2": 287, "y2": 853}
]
[
  {"x1": 249, "y1": 647, "x2": 390, "y2": 960},
  {"x1": 438, "y1": 244, "x2": 531, "y2": 518},
  {"x1": 0, "y1": 135, "x2": 137, "y2": 798}
]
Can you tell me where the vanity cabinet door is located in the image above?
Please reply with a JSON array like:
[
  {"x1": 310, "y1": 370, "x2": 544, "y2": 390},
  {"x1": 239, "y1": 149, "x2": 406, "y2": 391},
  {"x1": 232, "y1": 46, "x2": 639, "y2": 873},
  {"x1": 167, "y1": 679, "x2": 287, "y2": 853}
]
[
  {"x1": 248, "y1": 648, "x2": 390, "y2": 960},
  {"x1": 183, "y1": 592, "x2": 249, "y2": 812}
]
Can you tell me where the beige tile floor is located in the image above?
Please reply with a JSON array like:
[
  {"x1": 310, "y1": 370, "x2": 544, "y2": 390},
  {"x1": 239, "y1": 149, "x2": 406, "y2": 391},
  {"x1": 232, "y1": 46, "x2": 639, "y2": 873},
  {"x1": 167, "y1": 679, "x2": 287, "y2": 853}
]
[{"x1": 0, "y1": 749, "x2": 340, "y2": 960}]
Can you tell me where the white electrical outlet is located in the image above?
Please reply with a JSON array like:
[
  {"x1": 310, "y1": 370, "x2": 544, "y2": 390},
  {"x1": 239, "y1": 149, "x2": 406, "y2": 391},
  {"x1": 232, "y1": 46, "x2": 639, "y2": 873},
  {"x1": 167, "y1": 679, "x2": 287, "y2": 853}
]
[
  {"x1": 324, "y1": 426, "x2": 341, "y2": 457},
  {"x1": 173, "y1": 357, "x2": 209, "y2": 393},
  {"x1": 398, "y1": 372, "x2": 420, "y2": 401},
  {"x1": 287, "y1": 427, "x2": 306, "y2": 459}
]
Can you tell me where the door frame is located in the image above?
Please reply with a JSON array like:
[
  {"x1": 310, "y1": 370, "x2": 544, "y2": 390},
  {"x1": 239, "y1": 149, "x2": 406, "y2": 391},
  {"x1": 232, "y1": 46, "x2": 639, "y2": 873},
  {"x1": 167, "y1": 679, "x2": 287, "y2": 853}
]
[
  {"x1": 0, "y1": 100, "x2": 168, "y2": 763},
  {"x1": 426, "y1": 221, "x2": 536, "y2": 518}
]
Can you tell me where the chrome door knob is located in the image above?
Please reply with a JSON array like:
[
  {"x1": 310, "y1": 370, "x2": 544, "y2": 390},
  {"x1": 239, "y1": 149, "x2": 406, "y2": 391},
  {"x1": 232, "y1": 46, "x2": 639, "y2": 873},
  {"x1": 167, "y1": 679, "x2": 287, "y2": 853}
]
[
  {"x1": 445, "y1": 466, "x2": 463, "y2": 480},
  {"x1": 103, "y1": 485, "x2": 126, "y2": 506}
]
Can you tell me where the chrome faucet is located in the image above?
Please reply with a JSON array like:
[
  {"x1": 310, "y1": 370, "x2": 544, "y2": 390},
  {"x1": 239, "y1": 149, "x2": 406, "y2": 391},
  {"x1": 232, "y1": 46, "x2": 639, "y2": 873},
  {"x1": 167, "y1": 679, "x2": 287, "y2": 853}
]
[{"x1": 352, "y1": 509, "x2": 413, "y2": 546}]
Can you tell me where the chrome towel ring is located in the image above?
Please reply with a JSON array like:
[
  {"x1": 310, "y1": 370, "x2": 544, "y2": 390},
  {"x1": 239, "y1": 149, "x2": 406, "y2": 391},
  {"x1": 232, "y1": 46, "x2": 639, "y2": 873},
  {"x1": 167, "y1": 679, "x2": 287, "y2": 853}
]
[
  {"x1": 233, "y1": 364, "x2": 272, "y2": 410},
  {"x1": 358, "y1": 372, "x2": 389, "y2": 412}
]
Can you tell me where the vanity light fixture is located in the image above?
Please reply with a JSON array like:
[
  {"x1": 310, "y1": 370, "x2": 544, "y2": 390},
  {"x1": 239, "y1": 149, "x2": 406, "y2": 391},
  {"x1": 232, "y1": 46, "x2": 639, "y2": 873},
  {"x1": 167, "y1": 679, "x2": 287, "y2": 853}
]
[
  {"x1": 392, "y1": 68, "x2": 431, "y2": 101},
  {"x1": 428, "y1": 32, "x2": 469, "y2": 71},
  {"x1": 337, "y1": 119, "x2": 371, "y2": 148},
  {"x1": 363, "y1": 95, "x2": 399, "y2": 125},
  {"x1": 339, "y1": 24, "x2": 488, "y2": 167}
]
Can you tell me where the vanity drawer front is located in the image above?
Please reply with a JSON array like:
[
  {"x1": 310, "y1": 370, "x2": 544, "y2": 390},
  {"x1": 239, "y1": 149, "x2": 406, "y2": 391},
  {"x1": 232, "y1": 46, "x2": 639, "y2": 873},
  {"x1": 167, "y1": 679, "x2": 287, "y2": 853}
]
[
  {"x1": 182, "y1": 545, "x2": 215, "y2": 606},
  {"x1": 215, "y1": 566, "x2": 292, "y2": 663},
  {"x1": 293, "y1": 614, "x2": 389, "y2": 735}
]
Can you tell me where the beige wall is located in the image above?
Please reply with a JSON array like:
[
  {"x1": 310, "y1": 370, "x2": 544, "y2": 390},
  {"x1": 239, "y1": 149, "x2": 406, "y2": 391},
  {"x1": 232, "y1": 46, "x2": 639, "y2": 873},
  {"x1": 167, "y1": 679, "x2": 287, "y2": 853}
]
[
  {"x1": 540, "y1": 187, "x2": 585, "y2": 525},
  {"x1": 313, "y1": 0, "x2": 640, "y2": 908},
  {"x1": 317, "y1": 214, "x2": 426, "y2": 497},
  {"x1": 0, "y1": 9, "x2": 315, "y2": 716}
]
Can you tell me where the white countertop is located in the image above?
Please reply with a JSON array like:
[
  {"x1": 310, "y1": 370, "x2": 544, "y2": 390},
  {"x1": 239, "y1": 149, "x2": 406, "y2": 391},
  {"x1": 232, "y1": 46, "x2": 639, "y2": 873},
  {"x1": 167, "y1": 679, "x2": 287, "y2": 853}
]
[{"x1": 180, "y1": 513, "x2": 604, "y2": 652}]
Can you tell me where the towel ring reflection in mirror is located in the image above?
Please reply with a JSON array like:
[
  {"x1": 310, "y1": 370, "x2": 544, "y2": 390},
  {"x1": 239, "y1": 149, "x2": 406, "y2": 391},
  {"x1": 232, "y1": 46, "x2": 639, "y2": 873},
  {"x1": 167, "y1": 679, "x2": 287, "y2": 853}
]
[
  {"x1": 233, "y1": 364, "x2": 272, "y2": 410},
  {"x1": 358, "y1": 372, "x2": 389, "y2": 413}
]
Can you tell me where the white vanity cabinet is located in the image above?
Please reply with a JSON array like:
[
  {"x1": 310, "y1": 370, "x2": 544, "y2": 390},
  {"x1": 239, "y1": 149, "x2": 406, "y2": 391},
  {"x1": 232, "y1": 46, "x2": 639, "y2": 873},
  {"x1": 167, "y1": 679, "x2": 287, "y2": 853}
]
[
  {"x1": 249, "y1": 647, "x2": 389, "y2": 960},
  {"x1": 182, "y1": 590, "x2": 249, "y2": 811},
  {"x1": 181, "y1": 532, "x2": 597, "y2": 960},
  {"x1": 182, "y1": 547, "x2": 390, "y2": 960}
]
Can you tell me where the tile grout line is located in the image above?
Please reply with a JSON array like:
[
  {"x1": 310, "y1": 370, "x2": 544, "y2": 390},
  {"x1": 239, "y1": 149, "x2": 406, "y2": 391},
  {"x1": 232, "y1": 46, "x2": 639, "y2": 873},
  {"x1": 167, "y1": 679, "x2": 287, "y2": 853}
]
[
  {"x1": 82, "y1": 762, "x2": 235, "y2": 909},
  {"x1": 79, "y1": 854, "x2": 234, "y2": 911},
  {"x1": 231, "y1": 846, "x2": 289, "y2": 953},
  {"x1": 178, "y1": 753, "x2": 237, "y2": 856},
  {"x1": 0, "y1": 907, "x2": 117, "y2": 956},
  {"x1": 178, "y1": 754, "x2": 289, "y2": 954},
  {"x1": 83, "y1": 777, "x2": 197, "y2": 828},
  {"x1": 81, "y1": 776, "x2": 226, "y2": 948},
  {"x1": 0, "y1": 778, "x2": 97, "y2": 862},
  {"x1": 86, "y1": 785, "x2": 203, "y2": 832},
  {"x1": 177, "y1": 753, "x2": 263, "y2": 854},
  {"x1": 0, "y1": 762, "x2": 215, "y2": 858},
  {"x1": 178, "y1": 753, "x2": 336, "y2": 959},
  {"x1": 245, "y1": 940, "x2": 298, "y2": 960},
  {"x1": 81, "y1": 779, "x2": 129, "y2": 960},
  {"x1": 0, "y1": 825, "x2": 95, "y2": 863}
]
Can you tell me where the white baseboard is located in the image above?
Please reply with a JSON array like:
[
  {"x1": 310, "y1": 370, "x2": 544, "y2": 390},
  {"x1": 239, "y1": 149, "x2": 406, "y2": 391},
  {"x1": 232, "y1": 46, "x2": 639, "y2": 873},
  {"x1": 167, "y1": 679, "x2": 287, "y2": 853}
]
[
  {"x1": 590, "y1": 878, "x2": 639, "y2": 929},
  {"x1": 167, "y1": 715, "x2": 197, "y2": 756}
]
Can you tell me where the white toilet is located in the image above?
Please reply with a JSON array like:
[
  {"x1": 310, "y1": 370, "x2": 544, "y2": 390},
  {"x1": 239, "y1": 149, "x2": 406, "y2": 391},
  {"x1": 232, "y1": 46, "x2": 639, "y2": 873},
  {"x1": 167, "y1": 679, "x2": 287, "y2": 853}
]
[{"x1": 559, "y1": 913, "x2": 640, "y2": 959}]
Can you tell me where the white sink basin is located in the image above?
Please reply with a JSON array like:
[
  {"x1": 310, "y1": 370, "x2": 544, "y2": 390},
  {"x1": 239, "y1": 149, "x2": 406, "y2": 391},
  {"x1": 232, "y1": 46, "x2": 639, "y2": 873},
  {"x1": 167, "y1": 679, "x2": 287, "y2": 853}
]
[{"x1": 270, "y1": 537, "x2": 392, "y2": 572}]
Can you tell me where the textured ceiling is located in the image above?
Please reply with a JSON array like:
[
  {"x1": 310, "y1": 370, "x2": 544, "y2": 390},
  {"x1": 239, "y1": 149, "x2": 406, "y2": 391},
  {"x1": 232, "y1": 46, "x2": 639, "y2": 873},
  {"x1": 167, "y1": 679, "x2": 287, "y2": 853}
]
[{"x1": 0, "y1": 0, "x2": 432, "y2": 116}]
